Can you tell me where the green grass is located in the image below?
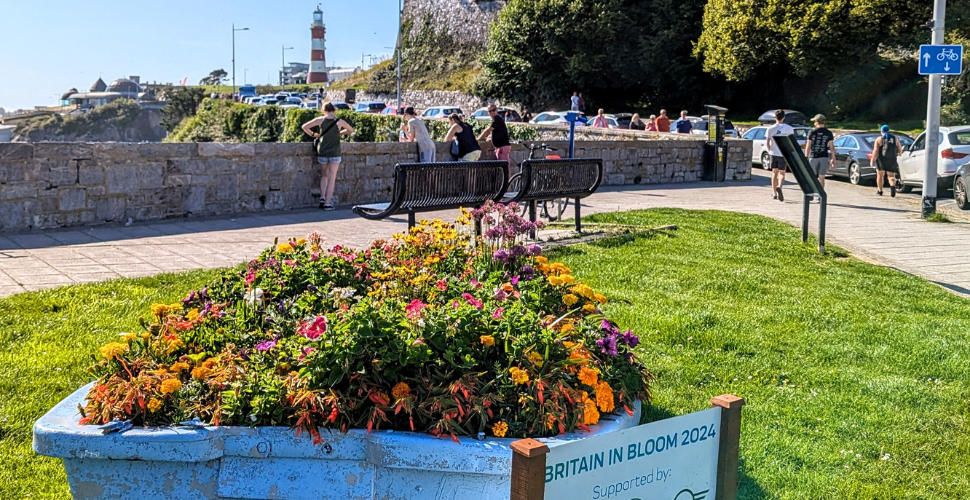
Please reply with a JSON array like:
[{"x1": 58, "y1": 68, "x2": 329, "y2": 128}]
[
  {"x1": 4, "y1": 209, "x2": 970, "y2": 498},
  {"x1": 926, "y1": 212, "x2": 952, "y2": 223}
]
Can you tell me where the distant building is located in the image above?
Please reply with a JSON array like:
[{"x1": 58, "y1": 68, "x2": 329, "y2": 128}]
[
  {"x1": 281, "y1": 63, "x2": 310, "y2": 85},
  {"x1": 328, "y1": 67, "x2": 361, "y2": 82},
  {"x1": 61, "y1": 76, "x2": 150, "y2": 109}
]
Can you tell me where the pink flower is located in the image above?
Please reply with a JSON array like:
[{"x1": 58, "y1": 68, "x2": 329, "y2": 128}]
[
  {"x1": 452, "y1": 300, "x2": 460, "y2": 310},
  {"x1": 299, "y1": 347, "x2": 316, "y2": 361},
  {"x1": 462, "y1": 293, "x2": 484, "y2": 310},
  {"x1": 284, "y1": 260, "x2": 296, "y2": 267},
  {"x1": 405, "y1": 299, "x2": 427, "y2": 320},
  {"x1": 245, "y1": 269, "x2": 257, "y2": 286},
  {"x1": 298, "y1": 316, "x2": 328, "y2": 341},
  {"x1": 493, "y1": 288, "x2": 507, "y2": 301},
  {"x1": 412, "y1": 338, "x2": 425, "y2": 346},
  {"x1": 436, "y1": 279, "x2": 448, "y2": 291},
  {"x1": 470, "y1": 279, "x2": 483, "y2": 290},
  {"x1": 492, "y1": 307, "x2": 504, "y2": 319},
  {"x1": 310, "y1": 253, "x2": 320, "y2": 262}
]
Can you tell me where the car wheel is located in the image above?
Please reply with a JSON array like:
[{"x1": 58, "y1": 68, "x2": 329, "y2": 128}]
[
  {"x1": 761, "y1": 152, "x2": 771, "y2": 170},
  {"x1": 848, "y1": 163, "x2": 861, "y2": 185},
  {"x1": 955, "y1": 176, "x2": 970, "y2": 210}
]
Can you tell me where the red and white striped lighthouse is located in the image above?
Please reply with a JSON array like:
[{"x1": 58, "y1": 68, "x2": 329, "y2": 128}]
[{"x1": 307, "y1": 5, "x2": 329, "y2": 84}]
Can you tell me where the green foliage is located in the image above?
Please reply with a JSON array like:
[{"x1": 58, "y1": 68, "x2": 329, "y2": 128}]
[
  {"x1": 282, "y1": 108, "x2": 321, "y2": 143},
  {"x1": 242, "y1": 106, "x2": 285, "y2": 143},
  {"x1": 161, "y1": 87, "x2": 206, "y2": 132},
  {"x1": 13, "y1": 100, "x2": 143, "y2": 139},
  {"x1": 199, "y1": 69, "x2": 228, "y2": 86},
  {"x1": 367, "y1": 60, "x2": 398, "y2": 95},
  {"x1": 398, "y1": 17, "x2": 483, "y2": 93},
  {"x1": 925, "y1": 212, "x2": 951, "y2": 223}
]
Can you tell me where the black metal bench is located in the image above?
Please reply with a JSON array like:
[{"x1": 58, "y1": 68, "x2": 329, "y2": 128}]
[
  {"x1": 352, "y1": 161, "x2": 509, "y2": 228},
  {"x1": 504, "y1": 158, "x2": 603, "y2": 232}
]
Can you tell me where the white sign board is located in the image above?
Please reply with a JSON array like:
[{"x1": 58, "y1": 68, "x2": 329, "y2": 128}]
[{"x1": 544, "y1": 407, "x2": 721, "y2": 500}]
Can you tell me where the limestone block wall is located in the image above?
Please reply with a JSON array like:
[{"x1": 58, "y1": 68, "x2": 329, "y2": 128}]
[{"x1": 0, "y1": 139, "x2": 751, "y2": 232}]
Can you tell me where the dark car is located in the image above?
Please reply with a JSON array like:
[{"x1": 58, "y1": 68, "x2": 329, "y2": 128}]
[
  {"x1": 830, "y1": 133, "x2": 914, "y2": 185},
  {"x1": 614, "y1": 113, "x2": 634, "y2": 129},
  {"x1": 758, "y1": 109, "x2": 806, "y2": 126},
  {"x1": 331, "y1": 102, "x2": 351, "y2": 110},
  {"x1": 354, "y1": 101, "x2": 387, "y2": 114}
]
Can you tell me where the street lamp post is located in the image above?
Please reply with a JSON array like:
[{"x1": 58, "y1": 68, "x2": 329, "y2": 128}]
[
  {"x1": 232, "y1": 24, "x2": 249, "y2": 100},
  {"x1": 281, "y1": 45, "x2": 295, "y2": 90},
  {"x1": 396, "y1": 0, "x2": 403, "y2": 111}
]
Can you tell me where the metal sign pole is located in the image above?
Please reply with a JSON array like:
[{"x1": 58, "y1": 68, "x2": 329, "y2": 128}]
[{"x1": 923, "y1": 0, "x2": 947, "y2": 218}]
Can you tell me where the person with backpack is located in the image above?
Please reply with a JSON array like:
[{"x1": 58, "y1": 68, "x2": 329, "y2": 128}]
[
  {"x1": 301, "y1": 102, "x2": 355, "y2": 210},
  {"x1": 444, "y1": 113, "x2": 481, "y2": 161},
  {"x1": 872, "y1": 124, "x2": 902, "y2": 197}
]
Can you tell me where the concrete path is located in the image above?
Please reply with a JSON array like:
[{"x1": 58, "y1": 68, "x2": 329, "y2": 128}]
[{"x1": 1, "y1": 169, "x2": 968, "y2": 298}]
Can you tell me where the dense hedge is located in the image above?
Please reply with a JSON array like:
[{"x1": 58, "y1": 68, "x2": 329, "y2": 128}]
[{"x1": 168, "y1": 98, "x2": 537, "y2": 143}]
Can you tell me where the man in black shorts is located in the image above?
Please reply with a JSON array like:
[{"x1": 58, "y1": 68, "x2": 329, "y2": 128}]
[
  {"x1": 873, "y1": 124, "x2": 901, "y2": 197},
  {"x1": 765, "y1": 109, "x2": 795, "y2": 201}
]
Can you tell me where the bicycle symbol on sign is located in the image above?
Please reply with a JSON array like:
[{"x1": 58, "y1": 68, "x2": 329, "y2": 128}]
[{"x1": 938, "y1": 48, "x2": 960, "y2": 61}]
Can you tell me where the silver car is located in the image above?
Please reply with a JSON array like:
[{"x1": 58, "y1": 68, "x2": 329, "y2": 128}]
[{"x1": 742, "y1": 125, "x2": 810, "y2": 169}]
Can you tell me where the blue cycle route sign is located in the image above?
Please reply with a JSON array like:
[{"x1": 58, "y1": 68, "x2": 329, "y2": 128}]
[{"x1": 919, "y1": 45, "x2": 963, "y2": 75}]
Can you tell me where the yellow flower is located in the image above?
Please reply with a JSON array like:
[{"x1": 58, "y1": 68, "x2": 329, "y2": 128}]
[
  {"x1": 186, "y1": 309, "x2": 200, "y2": 322},
  {"x1": 150, "y1": 302, "x2": 181, "y2": 318},
  {"x1": 140, "y1": 332, "x2": 152, "y2": 340},
  {"x1": 581, "y1": 392, "x2": 600, "y2": 425},
  {"x1": 147, "y1": 398, "x2": 163, "y2": 413},
  {"x1": 594, "y1": 293, "x2": 607, "y2": 305},
  {"x1": 509, "y1": 367, "x2": 530, "y2": 385},
  {"x1": 492, "y1": 421, "x2": 509, "y2": 438},
  {"x1": 392, "y1": 382, "x2": 411, "y2": 400},
  {"x1": 191, "y1": 366, "x2": 211, "y2": 380},
  {"x1": 527, "y1": 351, "x2": 544, "y2": 368},
  {"x1": 570, "y1": 284, "x2": 595, "y2": 300},
  {"x1": 160, "y1": 379, "x2": 182, "y2": 395},
  {"x1": 596, "y1": 381, "x2": 615, "y2": 413},
  {"x1": 560, "y1": 323, "x2": 575, "y2": 334},
  {"x1": 99, "y1": 342, "x2": 128, "y2": 360},
  {"x1": 562, "y1": 294, "x2": 579, "y2": 307},
  {"x1": 561, "y1": 275, "x2": 575, "y2": 285},
  {"x1": 545, "y1": 414, "x2": 557, "y2": 430},
  {"x1": 548, "y1": 276, "x2": 564, "y2": 286},
  {"x1": 578, "y1": 366, "x2": 599, "y2": 386},
  {"x1": 170, "y1": 362, "x2": 190, "y2": 373},
  {"x1": 480, "y1": 335, "x2": 495, "y2": 347},
  {"x1": 535, "y1": 256, "x2": 548, "y2": 265},
  {"x1": 583, "y1": 304, "x2": 597, "y2": 314},
  {"x1": 277, "y1": 242, "x2": 294, "y2": 253},
  {"x1": 296, "y1": 238, "x2": 307, "y2": 246},
  {"x1": 550, "y1": 263, "x2": 571, "y2": 275},
  {"x1": 119, "y1": 332, "x2": 136, "y2": 343}
]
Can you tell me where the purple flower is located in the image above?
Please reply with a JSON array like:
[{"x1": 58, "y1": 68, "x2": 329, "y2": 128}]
[
  {"x1": 510, "y1": 245, "x2": 526, "y2": 258},
  {"x1": 493, "y1": 288, "x2": 507, "y2": 301},
  {"x1": 493, "y1": 249, "x2": 511, "y2": 264},
  {"x1": 600, "y1": 319, "x2": 620, "y2": 336},
  {"x1": 256, "y1": 339, "x2": 277, "y2": 351},
  {"x1": 520, "y1": 265, "x2": 536, "y2": 281},
  {"x1": 527, "y1": 244, "x2": 542, "y2": 256},
  {"x1": 620, "y1": 330, "x2": 640, "y2": 348},
  {"x1": 596, "y1": 336, "x2": 619, "y2": 356},
  {"x1": 183, "y1": 291, "x2": 196, "y2": 305},
  {"x1": 511, "y1": 275, "x2": 520, "y2": 286}
]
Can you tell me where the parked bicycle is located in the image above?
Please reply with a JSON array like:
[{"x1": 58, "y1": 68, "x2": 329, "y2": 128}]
[{"x1": 504, "y1": 142, "x2": 571, "y2": 221}]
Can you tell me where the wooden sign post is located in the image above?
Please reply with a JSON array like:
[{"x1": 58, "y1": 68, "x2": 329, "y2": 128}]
[{"x1": 510, "y1": 394, "x2": 745, "y2": 500}]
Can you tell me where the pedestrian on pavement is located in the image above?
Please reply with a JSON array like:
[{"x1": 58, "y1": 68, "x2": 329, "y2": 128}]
[
  {"x1": 445, "y1": 113, "x2": 481, "y2": 161},
  {"x1": 301, "y1": 102, "x2": 356, "y2": 210},
  {"x1": 522, "y1": 108, "x2": 533, "y2": 123},
  {"x1": 629, "y1": 113, "x2": 646, "y2": 131},
  {"x1": 571, "y1": 92, "x2": 580, "y2": 111},
  {"x1": 804, "y1": 113, "x2": 835, "y2": 190},
  {"x1": 673, "y1": 111, "x2": 693, "y2": 134},
  {"x1": 646, "y1": 115, "x2": 658, "y2": 132},
  {"x1": 765, "y1": 109, "x2": 795, "y2": 201},
  {"x1": 872, "y1": 124, "x2": 902, "y2": 197},
  {"x1": 591, "y1": 109, "x2": 609, "y2": 128},
  {"x1": 402, "y1": 106, "x2": 436, "y2": 163},
  {"x1": 578, "y1": 93, "x2": 586, "y2": 113},
  {"x1": 656, "y1": 109, "x2": 671, "y2": 132},
  {"x1": 477, "y1": 104, "x2": 512, "y2": 166}
]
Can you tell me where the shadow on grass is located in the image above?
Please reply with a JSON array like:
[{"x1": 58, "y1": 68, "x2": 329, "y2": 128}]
[{"x1": 738, "y1": 459, "x2": 768, "y2": 500}]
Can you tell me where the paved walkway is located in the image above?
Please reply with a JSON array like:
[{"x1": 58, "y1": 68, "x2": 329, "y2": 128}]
[{"x1": 1, "y1": 170, "x2": 968, "y2": 297}]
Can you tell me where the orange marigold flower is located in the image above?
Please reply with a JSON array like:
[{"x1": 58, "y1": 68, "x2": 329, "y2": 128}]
[
  {"x1": 147, "y1": 398, "x2": 163, "y2": 413},
  {"x1": 296, "y1": 238, "x2": 307, "y2": 246},
  {"x1": 561, "y1": 275, "x2": 575, "y2": 285},
  {"x1": 582, "y1": 304, "x2": 597, "y2": 314},
  {"x1": 277, "y1": 243, "x2": 294, "y2": 253},
  {"x1": 548, "y1": 276, "x2": 564, "y2": 286},
  {"x1": 562, "y1": 294, "x2": 579, "y2": 307},
  {"x1": 392, "y1": 382, "x2": 411, "y2": 400},
  {"x1": 186, "y1": 309, "x2": 200, "y2": 322},
  {"x1": 546, "y1": 414, "x2": 557, "y2": 430},
  {"x1": 160, "y1": 379, "x2": 182, "y2": 395},
  {"x1": 480, "y1": 335, "x2": 495, "y2": 347},
  {"x1": 191, "y1": 366, "x2": 211, "y2": 380},
  {"x1": 581, "y1": 392, "x2": 600, "y2": 425},
  {"x1": 560, "y1": 323, "x2": 575, "y2": 333},
  {"x1": 492, "y1": 421, "x2": 509, "y2": 438},
  {"x1": 527, "y1": 351, "x2": 544, "y2": 368},
  {"x1": 509, "y1": 367, "x2": 530, "y2": 385},
  {"x1": 570, "y1": 284, "x2": 595, "y2": 300},
  {"x1": 99, "y1": 342, "x2": 127, "y2": 360},
  {"x1": 170, "y1": 362, "x2": 190, "y2": 373},
  {"x1": 535, "y1": 256, "x2": 548, "y2": 265},
  {"x1": 594, "y1": 293, "x2": 607, "y2": 305},
  {"x1": 596, "y1": 381, "x2": 615, "y2": 413},
  {"x1": 578, "y1": 366, "x2": 599, "y2": 386},
  {"x1": 202, "y1": 358, "x2": 218, "y2": 369}
]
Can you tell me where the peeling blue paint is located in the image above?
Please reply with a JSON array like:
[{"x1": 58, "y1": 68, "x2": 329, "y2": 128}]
[{"x1": 34, "y1": 383, "x2": 641, "y2": 500}]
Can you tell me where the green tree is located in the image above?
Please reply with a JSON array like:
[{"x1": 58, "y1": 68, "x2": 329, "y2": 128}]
[
  {"x1": 199, "y1": 69, "x2": 229, "y2": 86},
  {"x1": 474, "y1": 0, "x2": 718, "y2": 111},
  {"x1": 160, "y1": 87, "x2": 206, "y2": 132}
]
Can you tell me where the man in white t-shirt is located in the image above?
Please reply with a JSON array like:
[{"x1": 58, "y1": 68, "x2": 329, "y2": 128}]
[
  {"x1": 571, "y1": 92, "x2": 580, "y2": 111},
  {"x1": 765, "y1": 109, "x2": 794, "y2": 201}
]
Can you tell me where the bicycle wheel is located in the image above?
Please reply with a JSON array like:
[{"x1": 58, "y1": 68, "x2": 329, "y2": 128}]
[{"x1": 543, "y1": 198, "x2": 570, "y2": 222}]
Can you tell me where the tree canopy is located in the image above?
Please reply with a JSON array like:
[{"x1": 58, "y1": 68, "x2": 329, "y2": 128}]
[{"x1": 199, "y1": 69, "x2": 228, "y2": 86}]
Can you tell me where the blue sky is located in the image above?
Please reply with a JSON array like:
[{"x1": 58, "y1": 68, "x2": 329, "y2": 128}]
[{"x1": 0, "y1": 0, "x2": 400, "y2": 111}]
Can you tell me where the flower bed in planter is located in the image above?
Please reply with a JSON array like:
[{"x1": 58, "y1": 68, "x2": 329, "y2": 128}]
[{"x1": 34, "y1": 202, "x2": 653, "y2": 499}]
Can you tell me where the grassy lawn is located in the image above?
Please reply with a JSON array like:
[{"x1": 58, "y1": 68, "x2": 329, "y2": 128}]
[{"x1": 3, "y1": 208, "x2": 970, "y2": 498}]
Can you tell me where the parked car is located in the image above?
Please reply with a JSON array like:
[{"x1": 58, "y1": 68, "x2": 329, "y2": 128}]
[
  {"x1": 469, "y1": 107, "x2": 523, "y2": 122},
  {"x1": 691, "y1": 118, "x2": 740, "y2": 138},
  {"x1": 898, "y1": 126, "x2": 970, "y2": 194},
  {"x1": 331, "y1": 102, "x2": 351, "y2": 110},
  {"x1": 741, "y1": 125, "x2": 811, "y2": 169},
  {"x1": 354, "y1": 101, "x2": 387, "y2": 114},
  {"x1": 530, "y1": 111, "x2": 585, "y2": 127},
  {"x1": 757, "y1": 110, "x2": 806, "y2": 126},
  {"x1": 382, "y1": 106, "x2": 406, "y2": 116},
  {"x1": 828, "y1": 133, "x2": 914, "y2": 185},
  {"x1": 301, "y1": 100, "x2": 320, "y2": 109},
  {"x1": 421, "y1": 106, "x2": 463, "y2": 120}
]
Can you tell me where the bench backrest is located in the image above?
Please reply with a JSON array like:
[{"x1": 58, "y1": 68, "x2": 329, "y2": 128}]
[
  {"x1": 394, "y1": 161, "x2": 509, "y2": 213},
  {"x1": 515, "y1": 158, "x2": 604, "y2": 202}
]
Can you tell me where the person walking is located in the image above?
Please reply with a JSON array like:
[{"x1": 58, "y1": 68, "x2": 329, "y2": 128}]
[
  {"x1": 872, "y1": 124, "x2": 902, "y2": 197},
  {"x1": 578, "y1": 93, "x2": 586, "y2": 113},
  {"x1": 591, "y1": 109, "x2": 609, "y2": 128},
  {"x1": 301, "y1": 102, "x2": 356, "y2": 210},
  {"x1": 629, "y1": 113, "x2": 646, "y2": 131},
  {"x1": 673, "y1": 111, "x2": 693, "y2": 134},
  {"x1": 646, "y1": 115, "x2": 658, "y2": 132},
  {"x1": 765, "y1": 109, "x2": 794, "y2": 201},
  {"x1": 402, "y1": 106, "x2": 436, "y2": 163},
  {"x1": 571, "y1": 92, "x2": 580, "y2": 112},
  {"x1": 656, "y1": 109, "x2": 671, "y2": 132},
  {"x1": 522, "y1": 108, "x2": 533, "y2": 123},
  {"x1": 477, "y1": 104, "x2": 512, "y2": 166},
  {"x1": 804, "y1": 113, "x2": 835, "y2": 191},
  {"x1": 444, "y1": 113, "x2": 481, "y2": 161}
]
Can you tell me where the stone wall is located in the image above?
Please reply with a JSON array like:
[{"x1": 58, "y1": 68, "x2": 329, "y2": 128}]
[
  {"x1": 404, "y1": 0, "x2": 505, "y2": 47},
  {"x1": 0, "y1": 138, "x2": 751, "y2": 233}
]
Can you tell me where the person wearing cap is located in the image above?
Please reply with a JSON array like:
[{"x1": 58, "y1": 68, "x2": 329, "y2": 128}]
[
  {"x1": 402, "y1": 106, "x2": 436, "y2": 163},
  {"x1": 477, "y1": 104, "x2": 512, "y2": 166},
  {"x1": 804, "y1": 114, "x2": 835, "y2": 190},
  {"x1": 872, "y1": 124, "x2": 902, "y2": 197}
]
